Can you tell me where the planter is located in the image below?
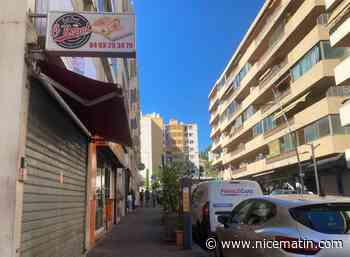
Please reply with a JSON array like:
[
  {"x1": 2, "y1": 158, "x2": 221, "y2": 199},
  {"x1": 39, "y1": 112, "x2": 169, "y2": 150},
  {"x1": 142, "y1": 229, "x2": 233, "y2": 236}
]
[
  {"x1": 175, "y1": 230, "x2": 184, "y2": 248},
  {"x1": 160, "y1": 212, "x2": 177, "y2": 242}
]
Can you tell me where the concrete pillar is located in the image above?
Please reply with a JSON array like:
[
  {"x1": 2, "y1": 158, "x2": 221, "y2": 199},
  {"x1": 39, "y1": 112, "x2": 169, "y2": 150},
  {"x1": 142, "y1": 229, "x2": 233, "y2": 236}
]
[{"x1": 0, "y1": 1, "x2": 28, "y2": 257}]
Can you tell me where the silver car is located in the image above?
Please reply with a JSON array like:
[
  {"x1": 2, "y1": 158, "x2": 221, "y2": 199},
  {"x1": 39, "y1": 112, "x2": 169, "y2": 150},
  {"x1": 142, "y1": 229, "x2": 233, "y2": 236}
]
[{"x1": 215, "y1": 195, "x2": 350, "y2": 257}]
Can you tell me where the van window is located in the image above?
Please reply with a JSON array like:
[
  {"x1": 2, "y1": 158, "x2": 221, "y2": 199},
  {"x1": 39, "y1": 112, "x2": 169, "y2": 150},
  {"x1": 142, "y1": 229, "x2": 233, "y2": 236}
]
[{"x1": 290, "y1": 203, "x2": 350, "y2": 234}]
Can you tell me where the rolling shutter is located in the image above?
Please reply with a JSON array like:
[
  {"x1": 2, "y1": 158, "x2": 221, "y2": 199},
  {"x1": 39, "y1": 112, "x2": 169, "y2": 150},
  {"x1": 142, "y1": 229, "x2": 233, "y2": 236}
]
[{"x1": 21, "y1": 81, "x2": 88, "y2": 257}]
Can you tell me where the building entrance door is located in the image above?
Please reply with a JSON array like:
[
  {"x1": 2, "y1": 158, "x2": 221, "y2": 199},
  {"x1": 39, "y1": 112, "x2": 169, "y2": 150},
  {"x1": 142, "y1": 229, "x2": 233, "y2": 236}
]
[{"x1": 96, "y1": 165, "x2": 105, "y2": 231}]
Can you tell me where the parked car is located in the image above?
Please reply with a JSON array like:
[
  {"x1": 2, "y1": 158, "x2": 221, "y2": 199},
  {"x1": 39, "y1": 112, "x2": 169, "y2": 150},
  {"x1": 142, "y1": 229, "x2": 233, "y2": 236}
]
[
  {"x1": 216, "y1": 194, "x2": 350, "y2": 257},
  {"x1": 191, "y1": 180, "x2": 263, "y2": 243}
]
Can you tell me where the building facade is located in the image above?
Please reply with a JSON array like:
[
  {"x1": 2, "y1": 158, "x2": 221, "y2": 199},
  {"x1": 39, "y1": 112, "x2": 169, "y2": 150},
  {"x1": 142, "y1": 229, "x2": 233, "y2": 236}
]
[
  {"x1": 208, "y1": 0, "x2": 350, "y2": 195},
  {"x1": 0, "y1": 0, "x2": 141, "y2": 256},
  {"x1": 326, "y1": 0, "x2": 350, "y2": 168},
  {"x1": 140, "y1": 113, "x2": 164, "y2": 187},
  {"x1": 164, "y1": 119, "x2": 199, "y2": 172}
]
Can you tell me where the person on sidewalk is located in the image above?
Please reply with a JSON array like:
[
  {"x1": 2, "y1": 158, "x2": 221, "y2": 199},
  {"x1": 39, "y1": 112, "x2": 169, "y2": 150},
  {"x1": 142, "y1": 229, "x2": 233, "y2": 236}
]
[
  {"x1": 139, "y1": 189, "x2": 144, "y2": 208},
  {"x1": 152, "y1": 191, "x2": 157, "y2": 207},
  {"x1": 127, "y1": 191, "x2": 133, "y2": 212},
  {"x1": 145, "y1": 189, "x2": 150, "y2": 207}
]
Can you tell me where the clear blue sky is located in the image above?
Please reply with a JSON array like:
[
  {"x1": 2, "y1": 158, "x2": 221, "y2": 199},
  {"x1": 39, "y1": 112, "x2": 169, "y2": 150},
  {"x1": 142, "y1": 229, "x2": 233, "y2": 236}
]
[{"x1": 134, "y1": 0, "x2": 264, "y2": 151}]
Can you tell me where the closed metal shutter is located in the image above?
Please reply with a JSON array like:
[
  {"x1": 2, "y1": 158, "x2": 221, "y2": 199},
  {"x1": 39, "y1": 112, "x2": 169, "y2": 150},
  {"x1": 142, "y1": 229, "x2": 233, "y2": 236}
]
[{"x1": 21, "y1": 81, "x2": 88, "y2": 257}]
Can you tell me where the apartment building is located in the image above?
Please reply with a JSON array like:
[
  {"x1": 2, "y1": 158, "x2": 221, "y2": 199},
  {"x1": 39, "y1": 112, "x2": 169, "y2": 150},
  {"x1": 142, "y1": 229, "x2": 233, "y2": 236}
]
[
  {"x1": 326, "y1": 0, "x2": 350, "y2": 168},
  {"x1": 140, "y1": 113, "x2": 164, "y2": 187},
  {"x1": 164, "y1": 119, "x2": 200, "y2": 171},
  {"x1": 209, "y1": 0, "x2": 350, "y2": 195}
]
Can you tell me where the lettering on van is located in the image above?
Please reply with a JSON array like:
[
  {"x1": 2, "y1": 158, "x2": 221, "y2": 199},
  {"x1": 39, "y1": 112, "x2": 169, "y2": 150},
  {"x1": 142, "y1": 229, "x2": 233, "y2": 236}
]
[{"x1": 220, "y1": 188, "x2": 254, "y2": 196}]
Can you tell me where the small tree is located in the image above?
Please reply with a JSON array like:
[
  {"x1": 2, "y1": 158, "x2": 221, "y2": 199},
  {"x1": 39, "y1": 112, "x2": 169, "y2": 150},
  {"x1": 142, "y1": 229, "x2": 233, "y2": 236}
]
[{"x1": 160, "y1": 162, "x2": 187, "y2": 213}]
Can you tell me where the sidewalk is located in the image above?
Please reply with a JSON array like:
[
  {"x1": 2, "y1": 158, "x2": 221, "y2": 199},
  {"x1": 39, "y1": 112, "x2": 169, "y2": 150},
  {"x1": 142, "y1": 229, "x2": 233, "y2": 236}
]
[{"x1": 86, "y1": 207, "x2": 208, "y2": 257}]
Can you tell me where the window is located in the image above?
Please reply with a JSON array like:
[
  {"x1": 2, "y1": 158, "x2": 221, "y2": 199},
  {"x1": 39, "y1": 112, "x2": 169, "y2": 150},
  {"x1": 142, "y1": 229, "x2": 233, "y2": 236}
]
[
  {"x1": 291, "y1": 44, "x2": 321, "y2": 81},
  {"x1": 243, "y1": 105, "x2": 256, "y2": 121},
  {"x1": 280, "y1": 134, "x2": 296, "y2": 153},
  {"x1": 290, "y1": 204, "x2": 350, "y2": 234},
  {"x1": 318, "y1": 116, "x2": 330, "y2": 137},
  {"x1": 331, "y1": 115, "x2": 350, "y2": 135},
  {"x1": 304, "y1": 123, "x2": 317, "y2": 143},
  {"x1": 263, "y1": 116, "x2": 277, "y2": 132},
  {"x1": 244, "y1": 200, "x2": 277, "y2": 226},
  {"x1": 304, "y1": 117, "x2": 331, "y2": 143},
  {"x1": 322, "y1": 41, "x2": 349, "y2": 60},
  {"x1": 253, "y1": 122, "x2": 263, "y2": 137},
  {"x1": 231, "y1": 199, "x2": 255, "y2": 224}
]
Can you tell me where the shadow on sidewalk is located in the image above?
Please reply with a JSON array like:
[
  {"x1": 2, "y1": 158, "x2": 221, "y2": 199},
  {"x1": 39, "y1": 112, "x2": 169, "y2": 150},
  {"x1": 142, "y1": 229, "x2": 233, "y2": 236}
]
[{"x1": 86, "y1": 207, "x2": 208, "y2": 257}]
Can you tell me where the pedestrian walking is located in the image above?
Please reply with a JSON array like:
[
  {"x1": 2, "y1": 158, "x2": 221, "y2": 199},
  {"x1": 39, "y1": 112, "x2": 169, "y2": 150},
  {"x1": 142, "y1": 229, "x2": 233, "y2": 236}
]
[
  {"x1": 127, "y1": 191, "x2": 133, "y2": 212},
  {"x1": 139, "y1": 189, "x2": 144, "y2": 208},
  {"x1": 145, "y1": 189, "x2": 150, "y2": 207},
  {"x1": 152, "y1": 191, "x2": 156, "y2": 208},
  {"x1": 131, "y1": 190, "x2": 136, "y2": 210}
]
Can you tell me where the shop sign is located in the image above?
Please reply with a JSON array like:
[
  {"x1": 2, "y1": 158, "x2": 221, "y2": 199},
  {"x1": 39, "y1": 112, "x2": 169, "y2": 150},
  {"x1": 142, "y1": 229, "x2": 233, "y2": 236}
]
[{"x1": 46, "y1": 11, "x2": 135, "y2": 57}]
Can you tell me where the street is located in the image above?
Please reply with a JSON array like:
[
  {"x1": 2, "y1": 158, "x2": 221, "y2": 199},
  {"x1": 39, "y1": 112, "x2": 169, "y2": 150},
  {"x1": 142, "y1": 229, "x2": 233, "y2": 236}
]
[{"x1": 87, "y1": 207, "x2": 208, "y2": 257}]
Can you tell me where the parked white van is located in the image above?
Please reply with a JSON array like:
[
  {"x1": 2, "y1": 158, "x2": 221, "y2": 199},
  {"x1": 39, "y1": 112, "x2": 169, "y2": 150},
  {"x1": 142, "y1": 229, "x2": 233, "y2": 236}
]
[{"x1": 191, "y1": 180, "x2": 263, "y2": 241}]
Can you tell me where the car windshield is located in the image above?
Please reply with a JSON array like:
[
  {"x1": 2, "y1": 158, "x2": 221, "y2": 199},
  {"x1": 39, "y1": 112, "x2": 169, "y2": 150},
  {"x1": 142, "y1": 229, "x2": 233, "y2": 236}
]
[{"x1": 290, "y1": 203, "x2": 350, "y2": 234}]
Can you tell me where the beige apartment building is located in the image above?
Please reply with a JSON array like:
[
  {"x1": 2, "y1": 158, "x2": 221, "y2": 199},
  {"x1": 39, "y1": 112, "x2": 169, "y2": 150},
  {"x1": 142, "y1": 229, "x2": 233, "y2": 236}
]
[
  {"x1": 164, "y1": 119, "x2": 200, "y2": 171},
  {"x1": 326, "y1": 0, "x2": 350, "y2": 168},
  {"x1": 209, "y1": 0, "x2": 350, "y2": 195},
  {"x1": 140, "y1": 113, "x2": 164, "y2": 187}
]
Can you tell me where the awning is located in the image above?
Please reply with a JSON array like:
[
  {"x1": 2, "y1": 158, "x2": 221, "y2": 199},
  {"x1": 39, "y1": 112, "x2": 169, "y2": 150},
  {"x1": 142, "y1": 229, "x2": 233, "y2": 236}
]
[
  {"x1": 273, "y1": 92, "x2": 310, "y2": 120},
  {"x1": 37, "y1": 61, "x2": 132, "y2": 147}
]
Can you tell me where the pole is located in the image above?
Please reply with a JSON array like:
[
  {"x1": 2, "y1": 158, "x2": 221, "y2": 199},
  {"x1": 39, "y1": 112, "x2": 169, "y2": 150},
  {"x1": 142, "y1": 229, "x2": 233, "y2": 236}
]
[
  {"x1": 310, "y1": 144, "x2": 320, "y2": 195},
  {"x1": 180, "y1": 177, "x2": 192, "y2": 249},
  {"x1": 271, "y1": 87, "x2": 304, "y2": 194}
]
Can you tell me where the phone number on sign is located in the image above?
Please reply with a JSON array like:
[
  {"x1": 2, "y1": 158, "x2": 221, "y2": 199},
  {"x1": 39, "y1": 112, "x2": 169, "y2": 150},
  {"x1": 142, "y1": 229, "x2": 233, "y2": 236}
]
[{"x1": 89, "y1": 42, "x2": 134, "y2": 49}]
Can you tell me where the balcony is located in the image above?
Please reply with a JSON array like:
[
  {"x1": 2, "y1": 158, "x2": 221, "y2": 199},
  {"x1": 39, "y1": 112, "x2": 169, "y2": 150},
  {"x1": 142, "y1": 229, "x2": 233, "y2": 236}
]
[
  {"x1": 266, "y1": 150, "x2": 297, "y2": 165},
  {"x1": 254, "y1": 0, "x2": 286, "y2": 49},
  {"x1": 264, "y1": 118, "x2": 295, "y2": 139},
  {"x1": 335, "y1": 55, "x2": 350, "y2": 85},
  {"x1": 328, "y1": 0, "x2": 350, "y2": 47}
]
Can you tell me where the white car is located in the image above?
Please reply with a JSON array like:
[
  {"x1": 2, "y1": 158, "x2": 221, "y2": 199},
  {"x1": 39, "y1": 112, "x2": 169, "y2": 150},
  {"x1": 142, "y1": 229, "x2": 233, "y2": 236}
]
[
  {"x1": 216, "y1": 194, "x2": 350, "y2": 257},
  {"x1": 191, "y1": 180, "x2": 263, "y2": 243}
]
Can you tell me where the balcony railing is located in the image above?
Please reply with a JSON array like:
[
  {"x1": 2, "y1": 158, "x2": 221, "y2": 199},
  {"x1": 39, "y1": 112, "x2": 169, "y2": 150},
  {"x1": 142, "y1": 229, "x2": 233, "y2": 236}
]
[
  {"x1": 258, "y1": 59, "x2": 288, "y2": 90},
  {"x1": 266, "y1": 149, "x2": 296, "y2": 164}
]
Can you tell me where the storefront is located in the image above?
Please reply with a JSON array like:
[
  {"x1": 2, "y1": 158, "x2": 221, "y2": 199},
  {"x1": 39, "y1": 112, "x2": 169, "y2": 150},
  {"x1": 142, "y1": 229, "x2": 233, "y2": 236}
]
[
  {"x1": 21, "y1": 79, "x2": 89, "y2": 257},
  {"x1": 20, "y1": 58, "x2": 132, "y2": 256}
]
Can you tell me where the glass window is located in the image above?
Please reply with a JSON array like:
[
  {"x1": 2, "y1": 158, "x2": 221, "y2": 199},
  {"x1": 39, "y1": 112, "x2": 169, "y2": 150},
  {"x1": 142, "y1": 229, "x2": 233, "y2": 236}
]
[
  {"x1": 231, "y1": 199, "x2": 255, "y2": 224},
  {"x1": 322, "y1": 41, "x2": 349, "y2": 59},
  {"x1": 280, "y1": 134, "x2": 296, "y2": 153},
  {"x1": 263, "y1": 116, "x2": 277, "y2": 132},
  {"x1": 291, "y1": 44, "x2": 321, "y2": 81},
  {"x1": 318, "y1": 116, "x2": 331, "y2": 137},
  {"x1": 331, "y1": 115, "x2": 346, "y2": 135},
  {"x1": 243, "y1": 105, "x2": 256, "y2": 121},
  {"x1": 290, "y1": 204, "x2": 350, "y2": 234},
  {"x1": 244, "y1": 200, "x2": 277, "y2": 226},
  {"x1": 304, "y1": 123, "x2": 318, "y2": 143},
  {"x1": 253, "y1": 122, "x2": 263, "y2": 137}
]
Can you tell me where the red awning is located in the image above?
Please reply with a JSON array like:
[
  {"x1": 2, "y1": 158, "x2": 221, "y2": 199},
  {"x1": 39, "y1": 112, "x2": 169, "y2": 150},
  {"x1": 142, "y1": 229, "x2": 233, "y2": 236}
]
[{"x1": 38, "y1": 60, "x2": 132, "y2": 147}]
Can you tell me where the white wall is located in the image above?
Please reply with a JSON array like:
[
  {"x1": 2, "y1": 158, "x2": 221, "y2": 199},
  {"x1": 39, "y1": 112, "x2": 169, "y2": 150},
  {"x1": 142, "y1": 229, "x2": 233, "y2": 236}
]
[
  {"x1": 0, "y1": 0, "x2": 28, "y2": 256},
  {"x1": 140, "y1": 117, "x2": 152, "y2": 185}
]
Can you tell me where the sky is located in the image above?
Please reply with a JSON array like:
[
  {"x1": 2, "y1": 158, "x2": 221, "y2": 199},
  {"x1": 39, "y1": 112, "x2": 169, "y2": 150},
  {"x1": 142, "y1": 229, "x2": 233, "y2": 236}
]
[{"x1": 133, "y1": 0, "x2": 264, "y2": 151}]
